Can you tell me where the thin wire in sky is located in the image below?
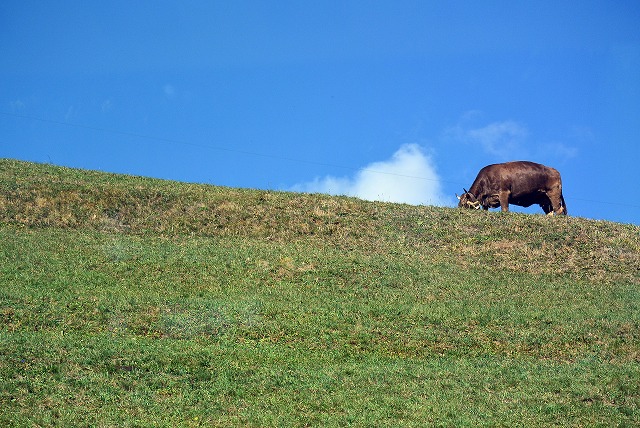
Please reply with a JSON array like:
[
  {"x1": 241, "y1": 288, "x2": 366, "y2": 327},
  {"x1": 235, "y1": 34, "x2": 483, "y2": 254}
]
[
  {"x1": 2, "y1": 111, "x2": 640, "y2": 210},
  {"x1": 0, "y1": 111, "x2": 459, "y2": 184}
]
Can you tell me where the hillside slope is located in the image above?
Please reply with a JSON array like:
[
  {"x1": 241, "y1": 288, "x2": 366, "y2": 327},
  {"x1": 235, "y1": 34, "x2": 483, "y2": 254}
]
[
  {"x1": 1, "y1": 158, "x2": 639, "y2": 426},
  {"x1": 1, "y1": 158, "x2": 638, "y2": 282}
]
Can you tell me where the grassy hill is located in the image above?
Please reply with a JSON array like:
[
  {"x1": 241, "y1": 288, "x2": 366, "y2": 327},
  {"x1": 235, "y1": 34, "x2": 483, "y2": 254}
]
[{"x1": 1, "y1": 158, "x2": 639, "y2": 426}]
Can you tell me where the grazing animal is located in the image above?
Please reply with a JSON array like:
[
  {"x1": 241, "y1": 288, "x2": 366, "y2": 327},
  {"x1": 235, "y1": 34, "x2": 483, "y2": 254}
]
[{"x1": 457, "y1": 161, "x2": 567, "y2": 215}]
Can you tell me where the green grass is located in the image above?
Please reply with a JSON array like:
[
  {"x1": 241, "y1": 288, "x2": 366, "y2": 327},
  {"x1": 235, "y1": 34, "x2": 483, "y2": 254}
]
[{"x1": 1, "y1": 158, "x2": 639, "y2": 426}]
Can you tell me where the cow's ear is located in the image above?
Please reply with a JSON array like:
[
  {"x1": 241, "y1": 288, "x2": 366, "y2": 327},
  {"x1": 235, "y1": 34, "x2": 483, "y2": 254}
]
[{"x1": 456, "y1": 193, "x2": 461, "y2": 200}]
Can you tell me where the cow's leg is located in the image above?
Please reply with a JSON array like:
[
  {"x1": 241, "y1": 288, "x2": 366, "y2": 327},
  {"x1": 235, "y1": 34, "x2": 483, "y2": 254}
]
[
  {"x1": 540, "y1": 197, "x2": 553, "y2": 214},
  {"x1": 498, "y1": 191, "x2": 510, "y2": 212},
  {"x1": 560, "y1": 195, "x2": 567, "y2": 215},
  {"x1": 547, "y1": 188, "x2": 565, "y2": 215}
]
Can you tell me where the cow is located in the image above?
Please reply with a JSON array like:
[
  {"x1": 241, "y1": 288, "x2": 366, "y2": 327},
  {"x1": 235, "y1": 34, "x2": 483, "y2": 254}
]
[{"x1": 457, "y1": 161, "x2": 567, "y2": 215}]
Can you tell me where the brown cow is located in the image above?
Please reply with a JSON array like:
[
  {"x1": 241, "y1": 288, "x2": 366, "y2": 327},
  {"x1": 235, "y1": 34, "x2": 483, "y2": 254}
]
[{"x1": 457, "y1": 161, "x2": 567, "y2": 215}]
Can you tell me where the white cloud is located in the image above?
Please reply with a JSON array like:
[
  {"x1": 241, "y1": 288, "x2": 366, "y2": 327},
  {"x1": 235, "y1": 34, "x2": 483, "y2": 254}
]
[
  {"x1": 10, "y1": 99, "x2": 26, "y2": 110},
  {"x1": 451, "y1": 120, "x2": 529, "y2": 159},
  {"x1": 101, "y1": 98, "x2": 113, "y2": 112},
  {"x1": 163, "y1": 84, "x2": 176, "y2": 98},
  {"x1": 568, "y1": 125, "x2": 595, "y2": 142},
  {"x1": 292, "y1": 144, "x2": 452, "y2": 206},
  {"x1": 467, "y1": 121, "x2": 528, "y2": 156},
  {"x1": 540, "y1": 142, "x2": 578, "y2": 159},
  {"x1": 447, "y1": 114, "x2": 578, "y2": 162},
  {"x1": 64, "y1": 106, "x2": 76, "y2": 121}
]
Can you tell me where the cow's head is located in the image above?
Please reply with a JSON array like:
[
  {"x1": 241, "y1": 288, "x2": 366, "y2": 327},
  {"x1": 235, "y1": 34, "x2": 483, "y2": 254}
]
[{"x1": 456, "y1": 189, "x2": 481, "y2": 209}]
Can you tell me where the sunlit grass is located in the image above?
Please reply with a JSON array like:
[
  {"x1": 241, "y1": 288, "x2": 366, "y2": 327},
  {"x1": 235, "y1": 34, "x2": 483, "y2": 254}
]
[{"x1": 1, "y1": 159, "x2": 639, "y2": 426}]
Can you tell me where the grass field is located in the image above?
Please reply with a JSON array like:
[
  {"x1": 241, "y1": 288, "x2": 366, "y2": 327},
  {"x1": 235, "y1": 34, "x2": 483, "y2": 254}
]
[{"x1": 1, "y1": 158, "x2": 639, "y2": 426}]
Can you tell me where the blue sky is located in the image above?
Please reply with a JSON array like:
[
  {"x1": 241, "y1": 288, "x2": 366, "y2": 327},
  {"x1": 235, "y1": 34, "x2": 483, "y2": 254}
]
[{"x1": 2, "y1": 1, "x2": 640, "y2": 225}]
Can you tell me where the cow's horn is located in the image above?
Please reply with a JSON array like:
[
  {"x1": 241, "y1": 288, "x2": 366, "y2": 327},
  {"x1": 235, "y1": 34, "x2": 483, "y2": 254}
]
[
  {"x1": 463, "y1": 188, "x2": 469, "y2": 194},
  {"x1": 456, "y1": 193, "x2": 461, "y2": 200}
]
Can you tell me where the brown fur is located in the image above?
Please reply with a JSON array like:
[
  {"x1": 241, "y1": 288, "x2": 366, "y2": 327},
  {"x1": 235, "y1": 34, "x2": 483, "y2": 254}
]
[{"x1": 458, "y1": 161, "x2": 567, "y2": 215}]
